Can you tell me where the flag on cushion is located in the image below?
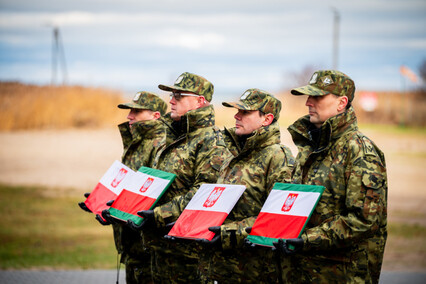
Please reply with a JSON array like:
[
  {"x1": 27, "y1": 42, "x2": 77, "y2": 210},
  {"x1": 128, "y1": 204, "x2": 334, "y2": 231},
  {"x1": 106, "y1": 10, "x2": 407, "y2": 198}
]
[
  {"x1": 167, "y1": 184, "x2": 246, "y2": 241},
  {"x1": 247, "y1": 183, "x2": 324, "y2": 247},
  {"x1": 108, "y1": 167, "x2": 176, "y2": 225},
  {"x1": 84, "y1": 160, "x2": 134, "y2": 218}
]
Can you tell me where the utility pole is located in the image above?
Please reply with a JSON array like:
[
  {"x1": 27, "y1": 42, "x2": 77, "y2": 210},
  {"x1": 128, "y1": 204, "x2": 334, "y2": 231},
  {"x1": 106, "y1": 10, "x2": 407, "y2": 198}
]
[
  {"x1": 331, "y1": 7, "x2": 340, "y2": 70},
  {"x1": 51, "y1": 26, "x2": 68, "y2": 85}
]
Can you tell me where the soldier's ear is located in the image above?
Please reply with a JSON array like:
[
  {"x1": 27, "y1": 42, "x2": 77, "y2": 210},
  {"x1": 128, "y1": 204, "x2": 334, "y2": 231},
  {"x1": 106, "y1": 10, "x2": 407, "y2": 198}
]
[
  {"x1": 262, "y1": 113, "x2": 274, "y2": 127},
  {"x1": 337, "y1": 96, "x2": 349, "y2": 112},
  {"x1": 153, "y1": 111, "x2": 161, "y2": 120}
]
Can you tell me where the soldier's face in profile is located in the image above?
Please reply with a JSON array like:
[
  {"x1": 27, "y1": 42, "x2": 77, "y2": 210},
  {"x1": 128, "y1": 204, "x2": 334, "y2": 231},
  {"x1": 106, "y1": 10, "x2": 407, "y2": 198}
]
[
  {"x1": 169, "y1": 92, "x2": 202, "y2": 121},
  {"x1": 127, "y1": 109, "x2": 156, "y2": 127},
  {"x1": 305, "y1": 94, "x2": 342, "y2": 128},
  {"x1": 234, "y1": 109, "x2": 265, "y2": 135}
]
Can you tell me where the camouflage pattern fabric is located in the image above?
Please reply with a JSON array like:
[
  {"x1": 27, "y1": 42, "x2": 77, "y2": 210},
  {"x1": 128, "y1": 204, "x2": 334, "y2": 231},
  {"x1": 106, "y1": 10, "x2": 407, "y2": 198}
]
[
  {"x1": 144, "y1": 105, "x2": 232, "y2": 281},
  {"x1": 222, "y1": 88, "x2": 282, "y2": 119},
  {"x1": 199, "y1": 121, "x2": 294, "y2": 283},
  {"x1": 113, "y1": 119, "x2": 166, "y2": 284},
  {"x1": 117, "y1": 91, "x2": 168, "y2": 115},
  {"x1": 285, "y1": 106, "x2": 387, "y2": 284},
  {"x1": 158, "y1": 72, "x2": 214, "y2": 102},
  {"x1": 291, "y1": 70, "x2": 356, "y2": 102}
]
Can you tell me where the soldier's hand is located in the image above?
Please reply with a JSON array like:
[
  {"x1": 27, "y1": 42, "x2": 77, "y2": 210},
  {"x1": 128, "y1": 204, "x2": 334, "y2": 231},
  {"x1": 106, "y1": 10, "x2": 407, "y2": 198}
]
[
  {"x1": 243, "y1": 238, "x2": 257, "y2": 249},
  {"x1": 84, "y1": 192, "x2": 90, "y2": 198},
  {"x1": 165, "y1": 222, "x2": 176, "y2": 232},
  {"x1": 101, "y1": 209, "x2": 119, "y2": 225},
  {"x1": 245, "y1": 227, "x2": 252, "y2": 234},
  {"x1": 78, "y1": 202, "x2": 92, "y2": 213},
  {"x1": 106, "y1": 200, "x2": 114, "y2": 206},
  {"x1": 127, "y1": 210, "x2": 155, "y2": 231},
  {"x1": 272, "y1": 238, "x2": 304, "y2": 255},
  {"x1": 196, "y1": 226, "x2": 221, "y2": 246},
  {"x1": 163, "y1": 234, "x2": 177, "y2": 242},
  {"x1": 137, "y1": 209, "x2": 154, "y2": 220},
  {"x1": 95, "y1": 213, "x2": 111, "y2": 226}
]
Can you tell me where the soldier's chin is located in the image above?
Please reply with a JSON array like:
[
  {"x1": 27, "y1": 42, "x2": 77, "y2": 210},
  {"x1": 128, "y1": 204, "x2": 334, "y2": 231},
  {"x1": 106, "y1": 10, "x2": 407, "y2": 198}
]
[{"x1": 170, "y1": 112, "x2": 181, "y2": 121}]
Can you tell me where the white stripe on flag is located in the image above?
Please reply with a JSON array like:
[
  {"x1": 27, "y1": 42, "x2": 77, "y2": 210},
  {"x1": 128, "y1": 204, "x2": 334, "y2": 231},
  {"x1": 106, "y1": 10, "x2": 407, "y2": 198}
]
[
  {"x1": 99, "y1": 160, "x2": 134, "y2": 195},
  {"x1": 184, "y1": 184, "x2": 246, "y2": 213},
  {"x1": 121, "y1": 171, "x2": 172, "y2": 199},
  {"x1": 261, "y1": 190, "x2": 320, "y2": 217}
]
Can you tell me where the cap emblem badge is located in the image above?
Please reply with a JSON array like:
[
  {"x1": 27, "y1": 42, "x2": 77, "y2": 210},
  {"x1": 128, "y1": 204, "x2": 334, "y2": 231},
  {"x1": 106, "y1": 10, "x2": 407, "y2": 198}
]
[
  {"x1": 322, "y1": 76, "x2": 333, "y2": 86},
  {"x1": 133, "y1": 92, "x2": 141, "y2": 102}
]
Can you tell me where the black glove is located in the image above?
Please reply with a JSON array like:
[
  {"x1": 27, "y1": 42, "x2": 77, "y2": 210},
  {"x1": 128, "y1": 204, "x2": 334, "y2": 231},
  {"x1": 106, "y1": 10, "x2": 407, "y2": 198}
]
[
  {"x1": 243, "y1": 238, "x2": 257, "y2": 249},
  {"x1": 272, "y1": 238, "x2": 304, "y2": 255},
  {"x1": 78, "y1": 202, "x2": 92, "y2": 213},
  {"x1": 127, "y1": 210, "x2": 155, "y2": 231},
  {"x1": 196, "y1": 226, "x2": 221, "y2": 246},
  {"x1": 106, "y1": 200, "x2": 114, "y2": 206},
  {"x1": 165, "y1": 221, "x2": 176, "y2": 232},
  {"x1": 95, "y1": 213, "x2": 111, "y2": 226},
  {"x1": 245, "y1": 227, "x2": 252, "y2": 234},
  {"x1": 84, "y1": 192, "x2": 90, "y2": 198}
]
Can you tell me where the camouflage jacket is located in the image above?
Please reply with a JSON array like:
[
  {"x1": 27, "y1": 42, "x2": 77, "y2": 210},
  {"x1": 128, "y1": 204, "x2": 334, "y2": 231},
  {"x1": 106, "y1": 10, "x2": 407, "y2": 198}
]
[
  {"x1": 198, "y1": 122, "x2": 294, "y2": 283},
  {"x1": 218, "y1": 121, "x2": 294, "y2": 249},
  {"x1": 113, "y1": 120, "x2": 166, "y2": 259},
  {"x1": 152, "y1": 105, "x2": 231, "y2": 226},
  {"x1": 119, "y1": 119, "x2": 166, "y2": 170},
  {"x1": 287, "y1": 107, "x2": 387, "y2": 283}
]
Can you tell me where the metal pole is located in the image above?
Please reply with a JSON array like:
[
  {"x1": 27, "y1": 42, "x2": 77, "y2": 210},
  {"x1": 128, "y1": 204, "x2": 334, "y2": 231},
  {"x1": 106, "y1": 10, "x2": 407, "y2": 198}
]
[
  {"x1": 51, "y1": 27, "x2": 59, "y2": 85},
  {"x1": 331, "y1": 8, "x2": 340, "y2": 70}
]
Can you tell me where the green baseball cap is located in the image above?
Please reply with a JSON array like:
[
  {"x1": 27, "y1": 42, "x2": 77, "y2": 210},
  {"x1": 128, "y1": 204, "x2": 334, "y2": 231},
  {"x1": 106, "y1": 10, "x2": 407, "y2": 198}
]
[
  {"x1": 222, "y1": 88, "x2": 282, "y2": 120},
  {"x1": 291, "y1": 70, "x2": 356, "y2": 102},
  {"x1": 118, "y1": 91, "x2": 167, "y2": 116},
  {"x1": 158, "y1": 72, "x2": 214, "y2": 102}
]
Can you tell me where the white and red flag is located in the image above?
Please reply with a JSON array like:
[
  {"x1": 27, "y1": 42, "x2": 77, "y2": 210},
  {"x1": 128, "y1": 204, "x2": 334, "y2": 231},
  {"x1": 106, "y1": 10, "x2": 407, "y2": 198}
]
[
  {"x1": 167, "y1": 184, "x2": 246, "y2": 241},
  {"x1": 247, "y1": 183, "x2": 324, "y2": 247},
  {"x1": 84, "y1": 160, "x2": 134, "y2": 218},
  {"x1": 108, "y1": 167, "x2": 176, "y2": 225}
]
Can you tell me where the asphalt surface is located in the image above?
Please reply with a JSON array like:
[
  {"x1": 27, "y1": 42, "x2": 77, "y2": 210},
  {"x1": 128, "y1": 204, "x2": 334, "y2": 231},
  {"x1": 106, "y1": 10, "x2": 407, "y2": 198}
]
[{"x1": 0, "y1": 270, "x2": 425, "y2": 284}]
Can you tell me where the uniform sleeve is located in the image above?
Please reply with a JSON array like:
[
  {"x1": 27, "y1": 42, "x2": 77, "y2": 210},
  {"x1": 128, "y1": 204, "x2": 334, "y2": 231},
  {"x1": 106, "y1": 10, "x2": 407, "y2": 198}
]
[
  {"x1": 154, "y1": 145, "x2": 231, "y2": 227},
  {"x1": 220, "y1": 216, "x2": 256, "y2": 250},
  {"x1": 267, "y1": 145, "x2": 295, "y2": 186},
  {"x1": 303, "y1": 146, "x2": 387, "y2": 251}
]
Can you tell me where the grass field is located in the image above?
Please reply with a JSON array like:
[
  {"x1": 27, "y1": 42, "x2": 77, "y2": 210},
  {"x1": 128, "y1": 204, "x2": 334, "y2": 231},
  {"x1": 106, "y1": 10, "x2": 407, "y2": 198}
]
[{"x1": 0, "y1": 184, "x2": 117, "y2": 269}]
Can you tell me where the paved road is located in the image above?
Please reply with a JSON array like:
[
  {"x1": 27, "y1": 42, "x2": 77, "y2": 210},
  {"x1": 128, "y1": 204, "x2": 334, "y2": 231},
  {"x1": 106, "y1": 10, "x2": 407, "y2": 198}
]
[{"x1": 0, "y1": 270, "x2": 425, "y2": 283}]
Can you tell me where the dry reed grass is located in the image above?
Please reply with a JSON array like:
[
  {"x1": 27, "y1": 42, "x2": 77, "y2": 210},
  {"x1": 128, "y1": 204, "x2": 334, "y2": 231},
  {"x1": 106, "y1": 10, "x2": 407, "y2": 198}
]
[
  {"x1": 0, "y1": 82, "x2": 125, "y2": 130},
  {"x1": 1, "y1": 81, "x2": 425, "y2": 131}
]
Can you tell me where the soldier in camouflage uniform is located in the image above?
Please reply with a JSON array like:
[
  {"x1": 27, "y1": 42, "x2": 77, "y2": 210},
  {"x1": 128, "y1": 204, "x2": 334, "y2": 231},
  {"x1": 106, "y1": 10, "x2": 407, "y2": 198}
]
[
  {"x1": 138, "y1": 72, "x2": 232, "y2": 282},
  {"x1": 198, "y1": 89, "x2": 294, "y2": 283},
  {"x1": 110, "y1": 91, "x2": 167, "y2": 284},
  {"x1": 274, "y1": 70, "x2": 387, "y2": 284}
]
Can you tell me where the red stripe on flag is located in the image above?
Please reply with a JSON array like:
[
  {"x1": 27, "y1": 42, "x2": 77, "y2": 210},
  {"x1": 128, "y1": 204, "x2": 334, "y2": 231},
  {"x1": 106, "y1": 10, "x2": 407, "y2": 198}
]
[
  {"x1": 111, "y1": 189, "x2": 156, "y2": 215},
  {"x1": 250, "y1": 212, "x2": 307, "y2": 239},
  {"x1": 84, "y1": 182, "x2": 117, "y2": 216},
  {"x1": 168, "y1": 209, "x2": 228, "y2": 240}
]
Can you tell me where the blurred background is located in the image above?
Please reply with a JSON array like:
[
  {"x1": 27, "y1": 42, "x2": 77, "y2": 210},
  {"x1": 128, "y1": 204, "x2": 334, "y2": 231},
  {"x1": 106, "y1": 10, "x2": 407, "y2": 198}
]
[{"x1": 0, "y1": 0, "x2": 425, "y2": 274}]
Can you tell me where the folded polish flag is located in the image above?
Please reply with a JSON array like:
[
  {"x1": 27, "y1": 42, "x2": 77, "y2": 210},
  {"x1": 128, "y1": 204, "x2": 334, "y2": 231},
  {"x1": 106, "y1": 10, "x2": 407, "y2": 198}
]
[
  {"x1": 247, "y1": 183, "x2": 324, "y2": 247},
  {"x1": 84, "y1": 160, "x2": 134, "y2": 218},
  {"x1": 108, "y1": 167, "x2": 176, "y2": 225},
  {"x1": 168, "y1": 184, "x2": 246, "y2": 241}
]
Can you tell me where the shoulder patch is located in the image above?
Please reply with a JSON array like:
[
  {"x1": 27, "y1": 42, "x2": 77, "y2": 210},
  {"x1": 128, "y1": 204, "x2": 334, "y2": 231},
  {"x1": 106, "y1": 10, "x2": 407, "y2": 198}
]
[{"x1": 358, "y1": 134, "x2": 378, "y2": 157}]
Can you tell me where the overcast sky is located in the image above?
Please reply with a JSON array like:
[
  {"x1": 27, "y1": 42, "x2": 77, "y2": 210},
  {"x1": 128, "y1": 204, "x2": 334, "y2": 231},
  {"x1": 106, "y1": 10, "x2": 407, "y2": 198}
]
[{"x1": 0, "y1": 0, "x2": 425, "y2": 101}]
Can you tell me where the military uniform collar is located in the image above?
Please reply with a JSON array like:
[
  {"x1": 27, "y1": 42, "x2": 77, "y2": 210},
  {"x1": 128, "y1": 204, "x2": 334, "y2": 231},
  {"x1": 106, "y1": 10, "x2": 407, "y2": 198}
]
[
  {"x1": 225, "y1": 120, "x2": 281, "y2": 154},
  {"x1": 289, "y1": 106, "x2": 358, "y2": 151},
  {"x1": 119, "y1": 119, "x2": 164, "y2": 143}
]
